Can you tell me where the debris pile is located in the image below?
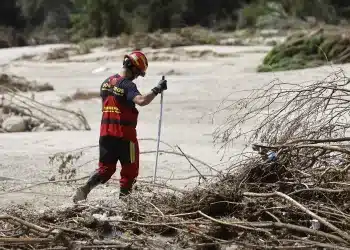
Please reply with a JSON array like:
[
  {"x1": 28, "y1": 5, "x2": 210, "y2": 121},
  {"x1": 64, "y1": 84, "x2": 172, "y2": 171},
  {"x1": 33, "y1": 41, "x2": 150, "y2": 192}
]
[
  {"x1": 0, "y1": 73, "x2": 90, "y2": 132},
  {"x1": 60, "y1": 89, "x2": 100, "y2": 103},
  {"x1": 0, "y1": 73, "x2": 53, "y2": 93},
  {"x1": 1, "y1": 70, "x2": 350, "y2": 249}
]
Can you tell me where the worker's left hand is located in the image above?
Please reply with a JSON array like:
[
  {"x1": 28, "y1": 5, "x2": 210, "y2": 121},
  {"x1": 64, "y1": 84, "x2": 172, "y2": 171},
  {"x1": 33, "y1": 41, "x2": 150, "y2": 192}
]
[
  {"x1": 158, "y1": 78, "x2": 167, "y2": 91},
  {"x1": 152, "y1": 79, "x2": 167, "y2": 95}
]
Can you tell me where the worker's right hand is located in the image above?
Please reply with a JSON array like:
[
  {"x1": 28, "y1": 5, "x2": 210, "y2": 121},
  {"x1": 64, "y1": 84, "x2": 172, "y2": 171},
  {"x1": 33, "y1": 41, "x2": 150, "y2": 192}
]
[{"x1": 152, "y1": 79, "x2": 167, "y2": 95}]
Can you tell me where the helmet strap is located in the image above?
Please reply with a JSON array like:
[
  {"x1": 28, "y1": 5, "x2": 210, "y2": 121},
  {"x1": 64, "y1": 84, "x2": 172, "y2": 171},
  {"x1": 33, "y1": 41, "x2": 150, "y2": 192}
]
[{"x1": 122, "y1": 57, "x2": 144, "y2": 79}]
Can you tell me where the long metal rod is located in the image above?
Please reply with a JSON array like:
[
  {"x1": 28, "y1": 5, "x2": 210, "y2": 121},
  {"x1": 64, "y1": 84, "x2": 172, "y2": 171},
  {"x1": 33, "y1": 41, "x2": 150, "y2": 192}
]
[{"x1": 152, "y1": 76, "x2": 165, "y2": 183}]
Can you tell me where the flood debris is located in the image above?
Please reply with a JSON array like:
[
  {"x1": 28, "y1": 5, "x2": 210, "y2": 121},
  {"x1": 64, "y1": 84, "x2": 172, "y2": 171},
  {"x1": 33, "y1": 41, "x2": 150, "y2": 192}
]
[
  {"x1": 0, "y1": 73, "x2": 90, "y2": 132},
  {"x1": 1, "y1": 70, "x2": 350, "y2": 249}
]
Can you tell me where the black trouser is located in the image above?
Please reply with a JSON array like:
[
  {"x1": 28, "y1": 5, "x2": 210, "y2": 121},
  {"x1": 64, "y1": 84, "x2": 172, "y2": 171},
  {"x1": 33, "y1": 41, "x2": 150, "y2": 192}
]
[{"x1": 96, "y1": 136, "x2": 139, "y2": 190}]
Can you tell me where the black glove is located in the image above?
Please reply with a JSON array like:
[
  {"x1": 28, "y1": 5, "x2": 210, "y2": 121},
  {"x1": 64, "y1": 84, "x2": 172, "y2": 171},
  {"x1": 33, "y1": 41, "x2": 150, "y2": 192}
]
[{"x1": 151, "y1": 79, "x2": 167, "y2": 95}]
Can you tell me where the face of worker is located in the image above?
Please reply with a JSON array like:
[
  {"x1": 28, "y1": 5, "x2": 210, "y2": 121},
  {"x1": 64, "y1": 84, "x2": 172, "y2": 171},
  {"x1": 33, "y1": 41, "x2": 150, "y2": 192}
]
[{"x1": 131, "y1": 66, "x2": 145, "y2": 80}]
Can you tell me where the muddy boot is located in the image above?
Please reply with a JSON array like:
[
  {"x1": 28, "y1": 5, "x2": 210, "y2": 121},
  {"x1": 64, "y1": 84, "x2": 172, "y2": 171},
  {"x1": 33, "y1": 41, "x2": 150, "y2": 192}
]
[
  {"x1": 119, "y1": 187, "x2": 131, "y2": 198},
  {"x1": 119, "y1": 187, "x2": 131, "y2": 199},
  {"x1": 119, "y1": 179, "x2": 137, "y2": 199},
  {"x1": 73, "y1": 172, "x2": 102, "y2": 203}
]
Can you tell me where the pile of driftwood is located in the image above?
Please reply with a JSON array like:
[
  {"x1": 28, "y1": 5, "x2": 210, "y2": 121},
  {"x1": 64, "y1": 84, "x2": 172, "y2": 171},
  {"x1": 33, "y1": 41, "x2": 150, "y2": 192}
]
[
  {"x1": 0, "y1": 144, "x2": 349, "y2": 249},
  {"x1": 1, "y1": 70, "x2": 350, "y2": 249},
  {"x1": 0, "y1": 73, "x2": 90, "y2": 132}
]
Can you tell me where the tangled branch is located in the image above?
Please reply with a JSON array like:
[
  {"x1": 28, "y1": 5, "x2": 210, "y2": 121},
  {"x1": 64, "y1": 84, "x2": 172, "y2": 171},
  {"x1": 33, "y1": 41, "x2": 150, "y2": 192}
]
[
  {"x1": 0, "y1": 85, "x2": 90, "y2": 131},
  {"x1": 213, "y1": 69, "x2": 350, "y2": 150},
  {"x1": 2, "y1": 70, "x2": 350, "y2": 249}
]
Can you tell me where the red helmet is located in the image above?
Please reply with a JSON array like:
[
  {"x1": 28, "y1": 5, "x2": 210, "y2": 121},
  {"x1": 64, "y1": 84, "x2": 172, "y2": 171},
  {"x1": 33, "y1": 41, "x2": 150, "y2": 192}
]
[{"x1": 124, "y1": 51, "x2": 148, "y2": 77}]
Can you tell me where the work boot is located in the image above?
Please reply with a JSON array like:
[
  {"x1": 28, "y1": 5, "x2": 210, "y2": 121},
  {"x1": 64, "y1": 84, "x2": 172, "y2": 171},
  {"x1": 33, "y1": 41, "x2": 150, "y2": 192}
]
[
  {"x1": 119, "y1": 187, "x2": 131, "y2": 199},
  {"x1": 73, "y1": 185, "x2": 90, "y2": 203},
  {"x1": 73, "y1": 172, "x2": 102, "y2": 203},
  {"x1": 119, "y1": 179, "x2": 137, "y2": 199}
]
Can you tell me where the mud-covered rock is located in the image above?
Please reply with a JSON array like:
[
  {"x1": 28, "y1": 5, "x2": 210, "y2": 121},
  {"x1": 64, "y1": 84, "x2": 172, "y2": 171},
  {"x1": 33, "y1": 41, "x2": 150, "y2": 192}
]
[
  {"x1": 2, "y1": 116, "x2": 27, "y2": 132},
  {"x1": 45, "y1": 47, "x2": 70, "y2": 60},
  {"x1": 31, "y1": 123, "x2": 57, "y2": 132}
]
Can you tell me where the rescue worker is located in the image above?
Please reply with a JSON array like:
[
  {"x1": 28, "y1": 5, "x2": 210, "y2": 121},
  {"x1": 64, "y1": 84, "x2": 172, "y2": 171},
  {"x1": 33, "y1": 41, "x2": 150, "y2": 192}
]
[{"x1": 73, "y1": 51, "x2": 167, "y2": 202}]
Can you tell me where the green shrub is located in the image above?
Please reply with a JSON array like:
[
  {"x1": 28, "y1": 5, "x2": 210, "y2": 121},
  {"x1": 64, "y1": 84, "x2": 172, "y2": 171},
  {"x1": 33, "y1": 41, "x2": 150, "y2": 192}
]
[{"x1": 258, "y1": 29, "x2": 350, "y2": 72}]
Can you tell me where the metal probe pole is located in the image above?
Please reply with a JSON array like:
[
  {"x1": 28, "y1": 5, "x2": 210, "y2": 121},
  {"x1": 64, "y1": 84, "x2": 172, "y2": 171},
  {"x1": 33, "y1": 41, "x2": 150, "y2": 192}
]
[{"x1": 152, "y1": 76, "x2": 165, "y2": 183}]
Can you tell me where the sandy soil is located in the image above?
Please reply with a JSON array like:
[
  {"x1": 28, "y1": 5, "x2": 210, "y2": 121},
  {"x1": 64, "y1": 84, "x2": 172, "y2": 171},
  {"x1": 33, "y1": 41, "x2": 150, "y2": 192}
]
[{"x1": 0, "y1": 43, "x2": 349, "y2": 211}]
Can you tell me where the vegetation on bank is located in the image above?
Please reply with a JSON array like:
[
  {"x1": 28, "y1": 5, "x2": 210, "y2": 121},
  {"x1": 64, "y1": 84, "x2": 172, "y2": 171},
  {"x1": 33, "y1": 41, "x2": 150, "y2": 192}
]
[
  {"x1": 258, "y1": 28, "x2": 350, "y2": 72},
  {"x1": 1, "y1": 0, "x2": 350, "y2": 48},
  {"x1": 3, "y1": 0, "x2": 350, "y2": 72}
]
